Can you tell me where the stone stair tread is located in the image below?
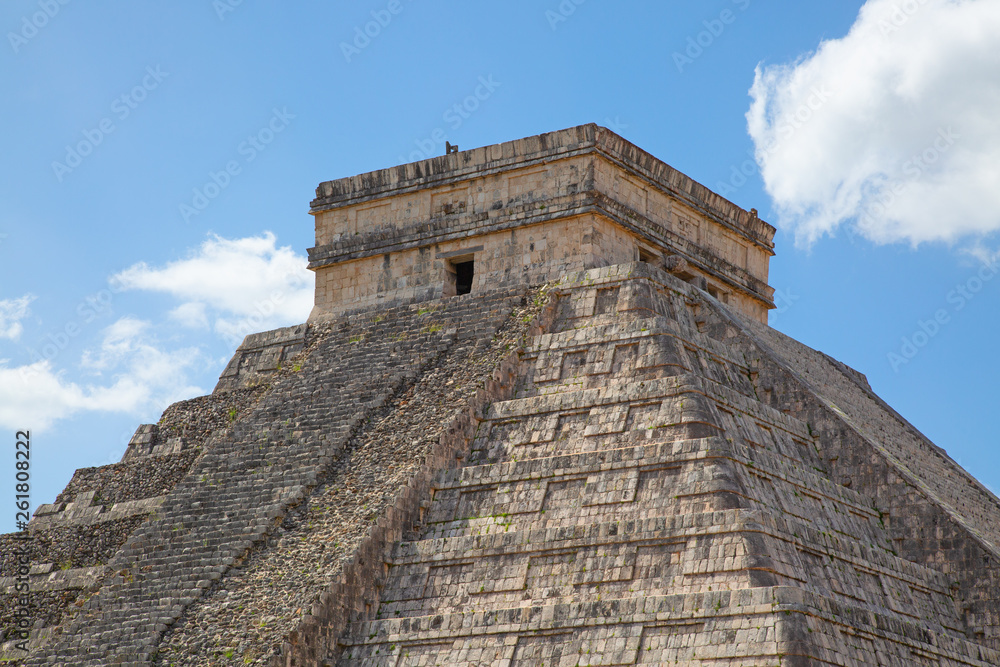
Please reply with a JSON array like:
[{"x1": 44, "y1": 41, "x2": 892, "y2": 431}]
[
  {"x1": 391, "y1": 509, "x2": 954, "y2": 601},
  {"x1": 340, "y1": 586, "x2": 993, "y2": 666},
  {"x1": 527, "y1": 314, "x2": 745, "y2": 367},
  {"x1": 442, "y1": 436, "x2": 878, "y2": 517},
  {"x1": 488, "y1": 373, "x2": 812, "y2": 442}
]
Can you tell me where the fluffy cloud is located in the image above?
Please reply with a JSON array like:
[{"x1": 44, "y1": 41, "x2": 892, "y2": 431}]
[
  {"x1": 0, "y1": 317, "x2": 203, "y2": 431},
  {"x1": 747, "y1": 0, "x2": 1000, "y2": 247},
  {"x1": 113, "y1": 232, "x2": 313, "y2": 345},
  {"x1": 0, "y1": 294, "x2": 35, "y2": 340}
]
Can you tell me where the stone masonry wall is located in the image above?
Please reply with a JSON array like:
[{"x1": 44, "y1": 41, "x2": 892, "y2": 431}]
[
  {"x1": 717, "y1": 309, "x2": 1000, "y2": 650},
  {"x1": 7, "y1": 260, "x2": 1000, "y2": 665},
  {"x1": 214, "y1": 324, "x2": 307, "y2": 394},
  {"x1": 669, "y1": 265, "x2": 1000, "y2": 654},
  {"x1": 311, "y1": 212, "x2": 630, "y2": 319}
]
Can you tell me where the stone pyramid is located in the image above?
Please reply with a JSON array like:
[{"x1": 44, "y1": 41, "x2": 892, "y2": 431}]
[{"x1": 2, "y1": 125, "x2": 997, "y2": 666}]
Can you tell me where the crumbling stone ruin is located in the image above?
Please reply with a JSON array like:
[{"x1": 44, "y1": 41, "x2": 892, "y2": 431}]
[{"x1": 3, "y1": 124, "x2": 998, "y2": 665}]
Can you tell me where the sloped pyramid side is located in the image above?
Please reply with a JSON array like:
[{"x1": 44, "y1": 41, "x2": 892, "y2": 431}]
[
  {"x1": 0, "y1": 383, "x2": 270, "y2": 662},
  {"x1": 19, "y1": 286, "x2": 534, "y2": 666},
  {"x1": 151, "y1": 288, "x2": 552, "y2": 665},
  {"x1": 327, "y1": 263, "x2": 999, "y2": 666},
  {"x1": 726, "y1": 295, "x2": 1000, "y2": 651}
]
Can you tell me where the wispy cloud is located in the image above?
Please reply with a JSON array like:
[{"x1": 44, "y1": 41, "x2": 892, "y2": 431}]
[
  {"x1": 747, "y1": 0, "x2": 1000, "y2": 247},
  {"x1": 0, "y1": 294, "x2": 36, "y2": 341},
  {"x1": 1, "y1": 317, "x2": 203, "y2": 431}
]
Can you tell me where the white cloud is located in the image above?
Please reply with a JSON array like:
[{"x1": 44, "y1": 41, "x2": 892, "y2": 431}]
[
  {"x1": 80, "y1": 316, "x2": 152, "y2": 372},
  {"x1": 169, "y1": 302, "x2": 209, "y2": 329},
  {"x1": 0, "y1": 294, "x2": 35, "y2": 340},
  {"x1": 963, "y1": 242, "x2": 1000, "y2": 268},
  {"x1": 0, "y1": 317, "x2": 203, "y2": 432},
  {"x1": 113, "y1": 232, "x2": 312, "y2": 344},
  {"x1": 747, "y1": 0, "x2": 1000, "y2": 247},
  {"x1": 0, "y1": 233, "x2": 310, "y2": 433}
]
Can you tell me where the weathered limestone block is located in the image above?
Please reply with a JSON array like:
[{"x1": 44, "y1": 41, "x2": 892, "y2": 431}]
[{"x1": 214, "y1": 323, "x2": 307, "y2": 393}]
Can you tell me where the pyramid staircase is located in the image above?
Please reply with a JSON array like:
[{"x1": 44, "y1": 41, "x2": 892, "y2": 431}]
[{"x1": 11, "y1": 287, "x2": 530, "y2": 665}]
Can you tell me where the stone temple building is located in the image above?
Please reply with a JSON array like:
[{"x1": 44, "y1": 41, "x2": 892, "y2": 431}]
[{"x1": 2, "y1": 124, "x2": 999, "y2": 666}]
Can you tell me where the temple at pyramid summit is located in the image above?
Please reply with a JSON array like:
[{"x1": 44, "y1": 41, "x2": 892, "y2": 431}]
[{"x1": 3, "y1": 124, "x2": 999, "y2": 666}]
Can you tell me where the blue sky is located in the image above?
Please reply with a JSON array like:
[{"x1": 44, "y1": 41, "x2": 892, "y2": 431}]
[{"x1": 2, "y1": 1, "x2": 998, "y2": 533}]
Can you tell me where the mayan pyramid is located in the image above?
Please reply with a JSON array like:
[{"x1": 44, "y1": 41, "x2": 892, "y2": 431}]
[{"x1": 2, "y1": 124, "x2": 998, "y2": 666}]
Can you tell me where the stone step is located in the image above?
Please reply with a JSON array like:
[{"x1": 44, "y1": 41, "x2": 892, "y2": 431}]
[
  {"x1": 489, "y1": 374, "x2": 811, "y2": 442},
  {"x1": 471, "y1": 374, "x2": 812, "y2": 468},
  {"x1": 1, "y1": 564, "x2": 106, "y2": 594},
  {"x1": 444, "y1": 437, "x2": 865, "y2": 509},
  {"x1": 516, "y1": 328, "x2": 761, "y2": 403},
  {"x1": 344, "y1": 588, "x2": 784, "y2": 665},
  {"x1": 0, "y1": 627, "x2": 55, "y2": 663},
  {"x1": 751, "y1": 512, "x2": 964, "y2": 632},
  {"x1": 30, "y1": 495, "x2": 165, "y2": 529},
  {"x1": 340, "y1": 586, "x2": 996, "y2": 666},
  {"x1": 545, "y1": 265, "x2": 696, "y2": 328},
  {"x1": 524, "y1": 314, "x2": 748, "y2": 371},
  {"x1": 20, "y1": 287, "x2": 531, "y2": 666},
  {"x1": 427, "y1": 437, "x2": 890, "y2": 548},
  {"x1": 384, "y1": 509, "x2": 959, "y2": 630}
]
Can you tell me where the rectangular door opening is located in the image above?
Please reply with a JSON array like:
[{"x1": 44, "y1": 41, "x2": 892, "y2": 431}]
[{"x1": 454, "y1": 260, "x2": 475, "y2": 295}]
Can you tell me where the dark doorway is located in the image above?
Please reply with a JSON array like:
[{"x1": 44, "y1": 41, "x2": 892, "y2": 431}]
[{"x1": 454, "y1": 260, "x2": 474, "y2": 295}]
